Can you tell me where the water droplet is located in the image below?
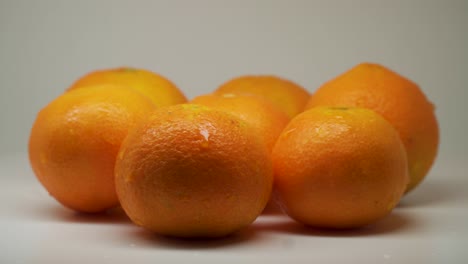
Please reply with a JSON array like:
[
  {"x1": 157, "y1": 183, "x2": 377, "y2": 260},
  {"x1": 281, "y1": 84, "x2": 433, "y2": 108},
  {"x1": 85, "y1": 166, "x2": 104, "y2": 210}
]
[{"x1": 200, "y1": 128, "x2": 210, "y2": 141}]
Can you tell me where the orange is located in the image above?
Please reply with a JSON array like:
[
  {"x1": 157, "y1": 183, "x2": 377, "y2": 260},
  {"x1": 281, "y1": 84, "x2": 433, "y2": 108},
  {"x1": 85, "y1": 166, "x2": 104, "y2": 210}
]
[
  {"x1": 272, "y1": 107, "x2": 408, "y2": 228},
  {"x1": 305, "y1": 63, "x2": 439, "y2": 193},
  {"x1": 115, "y1": 104, "x2": 273, "y2": 238},
  {"x1": 214, "y1": 75, "x2": 310, "y2": 119},
  {"x1": 190, "y1": 93, "x2": 289, "y2": 152},
  {"x1": 67, "y1": 67, "x2": 187, "y2": 107},
  {"x1": 29, "y1": 85, "x2": 156, "y2": 213}
]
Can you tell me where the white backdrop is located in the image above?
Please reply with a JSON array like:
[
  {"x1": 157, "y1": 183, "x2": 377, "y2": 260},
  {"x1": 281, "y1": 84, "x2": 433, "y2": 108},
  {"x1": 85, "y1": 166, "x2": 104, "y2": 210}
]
[{"x1": 1, "y1": 0, "x2": 467, "y2": 161}]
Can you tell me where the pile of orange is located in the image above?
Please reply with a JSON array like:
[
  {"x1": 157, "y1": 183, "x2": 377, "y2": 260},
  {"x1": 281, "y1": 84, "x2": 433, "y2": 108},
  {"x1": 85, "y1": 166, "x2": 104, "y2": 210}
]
[{"x1": 29, "y1": 63, "x2": 438, "y2": 237}]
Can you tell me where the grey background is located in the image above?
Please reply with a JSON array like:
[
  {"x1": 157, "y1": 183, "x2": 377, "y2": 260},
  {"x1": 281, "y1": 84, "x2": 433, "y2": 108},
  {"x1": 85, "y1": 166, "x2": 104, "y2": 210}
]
[{"x1": 1, "y1": 0, "x2": 467, "y2": 162}]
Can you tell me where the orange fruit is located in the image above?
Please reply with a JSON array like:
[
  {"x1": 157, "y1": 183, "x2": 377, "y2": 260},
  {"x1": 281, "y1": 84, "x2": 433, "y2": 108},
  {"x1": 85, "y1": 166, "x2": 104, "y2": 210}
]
[
  {"x1": 190, "y1": 93, "x2": 289, "y2": 152},
  {"x1": 67, "y1": 67, "x2": 187, "y2": 107},
  {"x1": 272, "y1": 107, "x2": 409, "y2": 228},
  {"x1": 115, "y1": 104, "x2": 273, "y2": 237},
  {"x1": 305, "y1": 63, "x2": 439, "y2": 193},
  {"x1": 214, "y1": 75, "x2": 310, "y2": 119},
  {"x1": 29, "y1": 85, "x2": 156, "y2": 213}
]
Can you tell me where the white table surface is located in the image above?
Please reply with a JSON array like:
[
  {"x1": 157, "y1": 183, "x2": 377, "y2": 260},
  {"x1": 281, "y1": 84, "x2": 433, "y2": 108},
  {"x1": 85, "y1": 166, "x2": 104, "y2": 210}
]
[{"x1": 1, "y1": 153, "x2": 467, "y2": 263}]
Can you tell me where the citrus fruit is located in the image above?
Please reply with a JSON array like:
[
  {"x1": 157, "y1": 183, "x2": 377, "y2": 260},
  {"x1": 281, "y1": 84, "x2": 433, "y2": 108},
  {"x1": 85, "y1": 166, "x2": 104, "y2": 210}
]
[
  {"x1": 115, "y1": 104, "x2": 273, "y2": 237},
  {"x1": 68, "y1": 67, "x2": 187, "y2": 107},
  {"x1": 214, "y1": 75, "x2": 310, "y2": 119},
  {"x1": 306, "y1": 63, "x2": 438, "y2": 193},
  {"x1": 29, "y1": 85, "x2": 156, "y2": 213},
  {"x1": 272, "y1": 107, "x2": 409, "y2": 228},
  {"x1": 191, "y1": 93, "x2": 289, "y2": 152}
]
